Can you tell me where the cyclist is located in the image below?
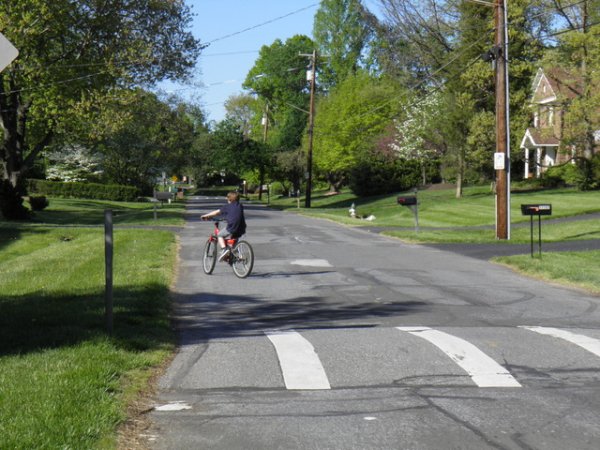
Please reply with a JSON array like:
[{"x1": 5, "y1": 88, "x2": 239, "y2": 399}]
[{"x1": 201, "y1": 191, "x2": 247, "y2": 261}]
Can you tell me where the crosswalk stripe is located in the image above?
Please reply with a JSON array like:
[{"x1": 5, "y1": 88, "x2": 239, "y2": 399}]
[
  {"x1": 396, "y1": 327, "x2": 522, "y2": 388},
  {"x1": 265, "y1": 330, "x2": 331, "y2": 390},
  {"x1": 520, "y1": 326, "x2": 600, "y2": 358}
]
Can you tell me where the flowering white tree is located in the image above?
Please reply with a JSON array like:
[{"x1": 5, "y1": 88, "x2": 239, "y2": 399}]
[
  {"x1": 46, "y1": 146, "x2": 103, "y2": 183},
  {"x1": 389, "y1": 92, "x2": 443, "y2": 185}
]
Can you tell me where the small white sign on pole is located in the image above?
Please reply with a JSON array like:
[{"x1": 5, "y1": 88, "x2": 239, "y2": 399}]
[{"x1": 0, "y1": 32, "x2": 19, "y2": 73}]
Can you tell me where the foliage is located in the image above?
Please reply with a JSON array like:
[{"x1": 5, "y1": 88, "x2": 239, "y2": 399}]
[
  {"x1": 243, "y1": 35, "x2": 314, "y2": 153},
  {"x1": 0, "y1": 0, "x2": 201, "y2": 216},
  {"x1": 27, "y1": 195, "x2": 49, "y2": 211},
  {"x1": 27, "y1": 179, "x2": 140, "y2": 202},
  {"x1": 313, "y1": 0, "x2": 373, "y2": 88},
  {"x1": 45, "y1": 145, "x2": 103, "y2": 183},
  {"x1": 272, "y1": 149, "x2": 305, "y2": 194},
  {"x1": 311, "y1": 71, "x2": 401, "y2": 189},
  {"x1": 349, "y1": 152, "x2": 421, "y2": 196}
]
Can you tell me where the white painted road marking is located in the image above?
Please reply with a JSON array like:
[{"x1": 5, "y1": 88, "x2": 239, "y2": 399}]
[
  {"x1": 290, "y1": 259, "x2": 333, "y2": 267},
  {"x1": 265, "y1": 330, "x2": 331, "y2": 390},
  {"x1": 520, "y1": 326, "x2": 600, "y2": 358},
  {"x1": 154, "y1": 401, "x2": 192, "y2": 412},
  {"x1": 397, "y1": 327, "x2": 522, "y2": 388}
]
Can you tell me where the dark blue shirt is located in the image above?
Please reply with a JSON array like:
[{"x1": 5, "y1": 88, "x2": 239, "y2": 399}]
[{"x1": 219, "y1": 202, "x2": 246, "y2": 236}]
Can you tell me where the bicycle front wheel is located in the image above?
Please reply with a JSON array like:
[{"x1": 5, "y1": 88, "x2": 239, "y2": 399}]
[
  {"x1": 231, "y1": 240, "x2": 254, "y2": 278},
  {"x1": 202, "y1": 238, "x2": 218, "y2": 274}
]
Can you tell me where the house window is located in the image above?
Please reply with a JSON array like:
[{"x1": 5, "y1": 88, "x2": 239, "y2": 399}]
[
  {"x1": 549, "y1": 107, "x2": 554, "y2": 126},
  {"x1": 534, "y1": 111, "x2": 539, "y2": 128}
]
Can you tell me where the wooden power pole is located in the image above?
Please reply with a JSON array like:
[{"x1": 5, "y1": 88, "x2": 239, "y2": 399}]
[
  {"x1": 494, "y1": 0, "x2": 510, "y2": 239},
  {"x1": 301, "y1": 49, "x2": 317, "y2": 208}
]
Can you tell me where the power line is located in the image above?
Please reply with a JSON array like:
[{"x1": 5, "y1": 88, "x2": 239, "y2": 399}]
[{"x1": 205, "y1": 3, "x2": 319, "y2": 46}]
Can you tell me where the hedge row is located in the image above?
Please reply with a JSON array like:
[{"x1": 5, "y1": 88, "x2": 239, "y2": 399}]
[{"x1": 27, "y1": 179, "x2": 141, "y2": 201}]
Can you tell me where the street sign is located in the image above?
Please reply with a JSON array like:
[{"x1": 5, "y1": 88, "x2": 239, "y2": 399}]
[{"x1": 0, "y1": 32, "x2": 19, "y2": 73}]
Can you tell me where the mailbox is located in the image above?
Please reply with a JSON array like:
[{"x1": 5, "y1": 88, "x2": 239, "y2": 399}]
[
  {"x1": 397, "y1": 196, "x2": 417, "y2": 206},
  {"x1": 521, "y1": 204, "x2": 552, "y2": 216},
  {"x1": 521, "y1": 204, "x2": 552, "y2": 258}
]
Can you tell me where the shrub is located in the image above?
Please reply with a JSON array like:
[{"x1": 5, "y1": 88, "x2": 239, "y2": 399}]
[
  {"x1": 28, "y1": 195, "x2": 49, "y2": 211},
  {"x1": 27, "y1": 179, "x2": 140, "y2": 201},
  {"x1": 349, "y1": 153, "x2": 421, "y2": 196}
]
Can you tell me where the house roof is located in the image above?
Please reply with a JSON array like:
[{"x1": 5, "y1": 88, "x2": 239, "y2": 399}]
[
  {"x1": 531, "y1": 67, "x2": 582, "y2": 104},
  {"x1": 520, "y1": 128, "x2": 560, "y2": 149}
]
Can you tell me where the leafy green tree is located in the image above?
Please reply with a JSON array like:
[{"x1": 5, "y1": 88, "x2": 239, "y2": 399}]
[
  {"x1": 0, "y1": 0, "x2": 201, "y2": 217},
  {"x1": 313, "y1": 0, "x2": 373, "y2": 88},
  {"x1": 243, "y1": 35, "x2": 314, "y2": 153},
  {"x1": 90, "y1": 90, "x2": 197, "y2": 194},
  {"x1": 311, "y1": 71, "x2": 401, "y2": 191}
]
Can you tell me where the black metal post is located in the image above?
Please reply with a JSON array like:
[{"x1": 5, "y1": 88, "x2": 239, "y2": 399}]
[
  {"x1": 538, "y1": 215, "x2": 542, "y2": 258},
  {"x1": 104, "y1": 209, "x2": 113, "y2": 334},
  {"x1": 530, "y1": 215, "x2": 534, "y2": 258}
]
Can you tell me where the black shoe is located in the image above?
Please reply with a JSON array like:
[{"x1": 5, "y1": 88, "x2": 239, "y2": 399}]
[{"x1": 218, "y1": 248, "x2": 230, "y2": 262}]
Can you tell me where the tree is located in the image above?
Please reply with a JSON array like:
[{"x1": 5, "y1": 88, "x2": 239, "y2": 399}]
[
  {"x1": 224, "y1": 94, "x2": 260, "y2": 139},
  {"x1": 0, "y1": 0, "x2": 201, "y2": 217},
  {"x1": 389, "y1": 92, "x2": 443, "y2": 185},
  {"x1": 311, "y1": 71, "x2": 401, "y2": 191},
  {"x1": 243, "y1": 35, "x2": 314, "y2": 153},
  {"x1": 90, "y1": 90, "x2": 198, "y2": 194},
  {"x1": 313, "y1": 0, "x2": 373, "y2": 88},
  {"x1": 546, "y1": 0, "x2": 600, "y2": 161}
]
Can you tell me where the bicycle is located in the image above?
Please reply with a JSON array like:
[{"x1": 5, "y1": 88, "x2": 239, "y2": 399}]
[{"x1": 202, "y1": 219, "x2": 254, "y2": 278}]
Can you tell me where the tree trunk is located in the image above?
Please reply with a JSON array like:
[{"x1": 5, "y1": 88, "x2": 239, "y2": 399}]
[
  {"x1": 455, "y1": 150, "x2": 464, "y2": 198},
  {"x1": 258, "y1": 165, "x2": 265, "y2": 201}
]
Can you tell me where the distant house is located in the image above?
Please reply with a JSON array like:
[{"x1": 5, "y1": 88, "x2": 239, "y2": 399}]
[{"x1": 520, "y1": 67, "x2": 598, "y2": 178}]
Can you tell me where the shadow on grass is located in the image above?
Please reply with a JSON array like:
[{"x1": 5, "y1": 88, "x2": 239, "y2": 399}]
[
  {"x1": 0, "y1": 226, "x2": 24, "y2": 253},
  {"x1": 30, "y1": 204, "x2": 184, "y2": 226},
  {"x1": 0, "y1": 283, "x2": 173, "y2": 356},
  {"x1": 170, "y1": 291, "x2": 429, "y2": 344}
]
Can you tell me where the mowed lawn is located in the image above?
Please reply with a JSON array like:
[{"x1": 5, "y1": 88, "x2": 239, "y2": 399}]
[{"x1": 0, "y1": 197, "x2": 182, "y2": 449}]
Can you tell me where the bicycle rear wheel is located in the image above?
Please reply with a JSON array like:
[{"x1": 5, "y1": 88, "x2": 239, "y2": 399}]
[
  {"x1": 202, "y1": 238, "x2": 218, "y2": 274},
  {"x1": 231, "y1": 240, "x2": 254, "y2": 278}
]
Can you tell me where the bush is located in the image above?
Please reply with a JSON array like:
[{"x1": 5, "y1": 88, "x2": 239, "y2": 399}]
[
  {"x1": 27, "y1": 179, "x2": 141, "y2": 201},
  {"x1": 28, "y1": 195, "x2": 49, "y2": 211},
  {"x1": 349, "y1": 153, "x2": 421, "y2": 196},
  {"x1": 545, "y1": 156, "x2": 600, "y2": 191},
  {"x1": 269, "y1": 181, "x2": 285, "y2": 196}
]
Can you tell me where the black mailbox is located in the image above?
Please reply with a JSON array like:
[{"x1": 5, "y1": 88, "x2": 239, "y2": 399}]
[
  {"x1": 521, "y1": 204, "x2": 552, "y2": 216},
  {"x1": 397, "y1": 196, "x2": 417, "y2": 206}
]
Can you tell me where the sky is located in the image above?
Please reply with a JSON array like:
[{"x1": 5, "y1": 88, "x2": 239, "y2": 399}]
[
  {"x1": 159, "y1": 0, "x2": 382, "y2": 123},
  {"x1": 159, "y1": 0, "x2": 319, "y2": 123}
]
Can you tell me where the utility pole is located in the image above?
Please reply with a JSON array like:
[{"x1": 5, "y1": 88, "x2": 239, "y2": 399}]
[
  {"x1": 258, "y1": 103, "x2": 269, "y2": 201},
  {"x1": 300, "y1": 49, "x2": 317, "y2": 208},
  {"x1": 494, "y1": 0, "x2": 510, "y2": 239}
]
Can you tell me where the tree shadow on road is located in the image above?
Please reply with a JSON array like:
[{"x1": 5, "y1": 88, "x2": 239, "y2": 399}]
[{"x1": 171, "y1": 291, "x2": 428, "y2": 344}]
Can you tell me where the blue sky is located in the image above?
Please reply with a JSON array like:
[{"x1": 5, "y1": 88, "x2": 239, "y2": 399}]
[
  {"x1": 160, "y1": 1, "x2": 319, "y2": 123},
  {"x1": 160, "y1": 0, "x2": 382, "y2": 123}
]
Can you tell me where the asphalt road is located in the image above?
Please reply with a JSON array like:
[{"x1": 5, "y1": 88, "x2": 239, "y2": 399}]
[{"x1": 147, "y1": 196, "x2": 600, "y2": 450}]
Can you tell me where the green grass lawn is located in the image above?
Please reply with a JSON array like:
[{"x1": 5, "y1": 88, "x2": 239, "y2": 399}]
[
  {"x1": 27, "y1": 197, "x2": 186, "y2": 226},
  {"x1": 494, "y1": 251, "x2": 600, "y2": 295},
  {"x1": 0, "y1": 223, "x2": 177, "y2": 448}
]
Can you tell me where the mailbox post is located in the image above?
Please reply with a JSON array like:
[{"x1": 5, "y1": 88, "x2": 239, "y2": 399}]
[
  {"x1": 521, "y1": 204, "x2": 552, "y2": 258},
  {"x1": 397, "y1": 195, "x2": 419, "y2": 233}
]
